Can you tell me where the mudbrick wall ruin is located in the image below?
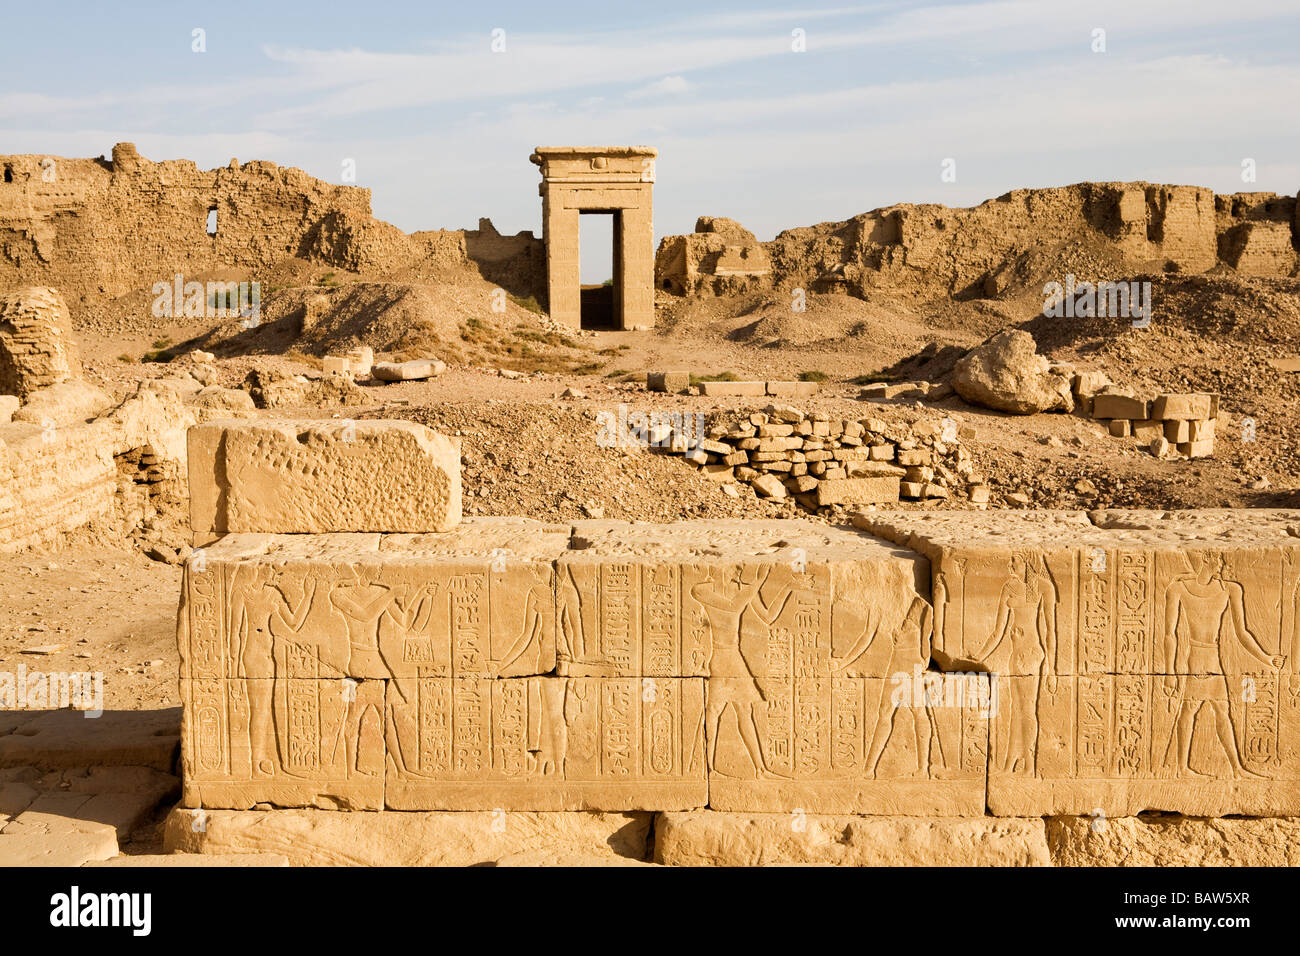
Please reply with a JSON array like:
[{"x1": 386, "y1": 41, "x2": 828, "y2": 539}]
[
  {"x1": 0, "y1": 144, "x2": 545, "y2": 313},
  {"x1": 659, "y1": 182, "x2": 1300, "y2": 298}
]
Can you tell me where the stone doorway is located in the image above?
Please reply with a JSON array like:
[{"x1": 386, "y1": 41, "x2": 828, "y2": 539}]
[
  {"x1": 579, "y1": 210, "x2": 620, "y2": 330},
  {"x1": 531, "y1": 146, "x2": 656, "y2": 330}
]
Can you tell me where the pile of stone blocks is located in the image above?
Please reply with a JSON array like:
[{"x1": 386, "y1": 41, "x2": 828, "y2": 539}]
[
  {"x1": 653, "y1": 404, "x2": 984, "y2": 508},
  {"x1": 1073, "y1": 375, "x2": 1219, "y2": 459}
]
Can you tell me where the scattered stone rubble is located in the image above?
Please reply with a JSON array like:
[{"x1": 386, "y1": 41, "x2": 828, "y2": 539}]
[{"x1": 861, "y1": 327, "x2": 1221, "y2": 462}]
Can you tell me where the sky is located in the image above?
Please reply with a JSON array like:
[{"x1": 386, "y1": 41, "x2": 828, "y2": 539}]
[{"x1": 3, "y1": 0, "x2": 1299, "y2": 281}]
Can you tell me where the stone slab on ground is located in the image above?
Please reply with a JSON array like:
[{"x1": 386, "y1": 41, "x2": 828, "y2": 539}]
[
  {"x1": 698, "y1": 381, "x2": 766, "y2": 397},
  {"x1": 14, "y1": 768, "x2": 177, "y2": 833},
  {"x1": 0, "y1": 821, "x2": 117, "y2": 866},
  {"x1": 0, "y1": 766, "x2": 178, "y2": 865},
  {"x1": 188, "y1": 418, "x2": 461, "y2": 535},
  {"x1": 765, "y1": 381, "x2": 819, "y2": 398},
  {"x1": 372, "y1": 359, "x2": 446, "y2": 382},
  {"x1": 164, "y1": 808, "x2": 651, "y2": 866},
  {"x1": 0, "y1": 708, "x2": 179, "y2": 771},
  {"x1": 654, "y1": 812, "x2": 1050, "y2": 866}
]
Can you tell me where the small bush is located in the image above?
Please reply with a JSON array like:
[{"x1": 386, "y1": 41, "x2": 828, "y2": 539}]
[{"x1": 508, "y1": 293, "x2": 544, "y2": 314}]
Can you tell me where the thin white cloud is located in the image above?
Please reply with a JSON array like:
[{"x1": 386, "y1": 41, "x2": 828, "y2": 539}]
[{"x1": 627, "y1": 76, "x2": 691, "y2": 99}]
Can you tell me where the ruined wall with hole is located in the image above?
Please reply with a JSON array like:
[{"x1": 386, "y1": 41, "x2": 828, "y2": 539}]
[
  {"x1": 0, "y1": 144, "x2": 375, "y2": 311},
  {"x1": 658, "y1": 182, "x2": 1299, "y2": 301},
  {"x1": 0, "y1": 145, "x2": 546, "y2": 316}
]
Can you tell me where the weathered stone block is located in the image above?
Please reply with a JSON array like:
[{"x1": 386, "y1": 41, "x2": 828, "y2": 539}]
[
  {"x1": 0, "y1": 287, "x2": 81, "y2": 400},
  {"x1": 858, "y1": 508, "x2": 1300, "y2": 816},
  {"x1": 188, "y1": 419, "x2": 461, "y2": 534},
  {"x1": 698, "y1": 381, "x2": 766, "y2": 397},
  {"x1": 181, "y1": 678, "x2": 385, "y2": 810},
  {"x1": 814, "y1": 476, "x2": 899, "y2": 506},
  {"x1": 178, "y1": 521, "x2": 567, "y2": 682},
  {"x1": 165, "y1": 807, "x2": 652, "y2": 866},
  {"x1": 1093, "y1": 394, "x2": 1149, "y2": 420},
  {"x1": 556, "y1": 519, "x2": 928, "y2": 678},
  {"x1": 1153, "y1": 393, "x2": 1217, "y2": 421},
  {"x1": 1046, "y1": 814, "x2": 1300, "y2": 866},
  {"x1": 372, "y1": 359, "x2": 445, "y2": 381},
  {"x1": 647, "y1": 371, "x2": 689, "y2": 393},
  {"x1": 766, "y1": 381, "x2": 819, "y2": 397},
  {"x1": 656, "y1": 812, "x2": 1049, "y2": 866}
]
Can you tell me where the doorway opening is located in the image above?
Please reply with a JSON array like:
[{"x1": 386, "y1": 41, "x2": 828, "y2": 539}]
[{"x1": 579, "y1": 210, "x2": 621, "y2": 330}]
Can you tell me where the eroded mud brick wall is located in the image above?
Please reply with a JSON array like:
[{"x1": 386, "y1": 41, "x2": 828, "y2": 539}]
[
  {"x1": 0, "y1": 144, "x2": 372, "y2": 306},
  {"x1": 0, "y1": 144, "x2": 546, "y2": 313},
  {"x1": 660, "y1": 182, "x2": 1299, "y2": 298}
]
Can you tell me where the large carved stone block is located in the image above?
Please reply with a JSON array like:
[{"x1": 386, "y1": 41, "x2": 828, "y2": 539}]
[
  {"x1": 558, "y1": 520, "x2": 929, "y2": 678},
  {"x1": 857, "y1": 508, "x2": 1300, "y2": 815},
  {"x1": 385, "y1": 677, "x2": 706, "y2": 811},
  {"x1": 181, "y1": 678, "x2": 385, "y2": 810},
  {"x1": 189, "y1": 419, "x2": 461, "y2": 535},
  {"x1": 179, "y1": 522, "x2": 566, "y2": 682},
  {"x1": 706, "y1": 673, "x2": 990, "y2": 814},
  {"x1": 988, "y1": 674, "x2": 1300, "y2": 815}
]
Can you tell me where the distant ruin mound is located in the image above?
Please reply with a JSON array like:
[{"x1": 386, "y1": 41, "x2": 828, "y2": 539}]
[{"x1": 656, "y1": 183, "x2": 1299, "y2": 309}]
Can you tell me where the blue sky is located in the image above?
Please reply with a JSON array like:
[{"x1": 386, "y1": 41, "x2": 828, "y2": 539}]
[{"x1": 3, "y1": 0, "x2": 1299, "y2": 281}]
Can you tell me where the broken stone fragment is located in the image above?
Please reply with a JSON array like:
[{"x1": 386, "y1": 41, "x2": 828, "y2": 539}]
[
  {"x1": 647, "y1": 371, "x2": 690, "y2": 393},
  {"x1": 0, "y1": 287, "x2": 81, "y2": 400},
  {"x1": 951, "y1": 330, "x2": 1073, "y2": 414},
  {"x1": 12, "y1": 380, "x2": 113, "y2": 428},
  {"x1": 188, "y1": 418, "x2": 461, "y2": 534}
]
